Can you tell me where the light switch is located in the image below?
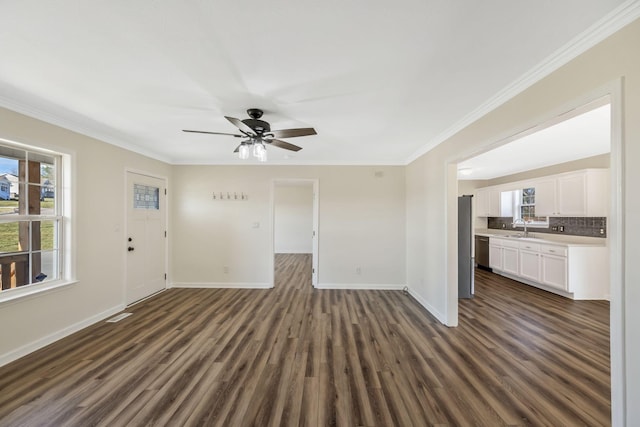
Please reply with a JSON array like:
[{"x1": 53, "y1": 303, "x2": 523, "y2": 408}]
[{"x1": 252, "y1": 222, "x2": 260, "y2": 228}]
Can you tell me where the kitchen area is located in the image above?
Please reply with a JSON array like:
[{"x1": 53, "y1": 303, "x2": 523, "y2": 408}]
[
  {"x1": 472, "y1": 168, "x2": 609, "y2": 300},
  {"x1": 457, "y1": 100, "x2": 611, "y2": 301}
]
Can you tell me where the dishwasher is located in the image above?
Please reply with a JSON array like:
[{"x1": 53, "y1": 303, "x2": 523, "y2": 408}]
[{"x1": 475, "y1": 235, "x2": 491, "y2": 271}]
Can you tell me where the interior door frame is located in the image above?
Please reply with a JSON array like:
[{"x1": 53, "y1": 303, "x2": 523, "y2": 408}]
[
  {"x1": 123, "y1": 168, "x2": 169, "y2": 305},
  {"x1": 270, "y1": 178, "x2": 319, "y2": 287},
  {"x1": 445, "y1": 79, "x2": 624, "y2": 423}
]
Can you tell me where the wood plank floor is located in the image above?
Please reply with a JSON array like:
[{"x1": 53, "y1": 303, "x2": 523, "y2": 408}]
[{"x1": 0, "y1": 255, "x2": 610, "y2": 426}]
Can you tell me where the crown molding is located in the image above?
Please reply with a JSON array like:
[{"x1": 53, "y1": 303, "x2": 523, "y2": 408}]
[
  {"x1": 0, "y1": 92, "x2": 172, "y2": 164},
  {"x1": 405, "y1": 0, "x2": 640, "y2": 165}
]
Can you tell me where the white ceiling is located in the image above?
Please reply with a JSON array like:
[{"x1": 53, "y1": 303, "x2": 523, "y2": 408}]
[
  {"x1": 0, "y1": 1, "x2": 634, "y2": 165},
  {"x1": 458, "y1": 103, "x2": 611, "y2": 180}
]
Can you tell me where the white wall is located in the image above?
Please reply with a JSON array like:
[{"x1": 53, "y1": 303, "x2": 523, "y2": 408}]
[
  {"x1": 171, "y1": 166, "x2": 406, "y2": 288},
  {"x1": 0, "y1": 107, "x2": 171, "y2": 365},
  {"x1": 274, "y1": 184, "x2": 313, "y2": 254},
  {"x1": 405, "y1": 19, "x2": 640, "y2": 425}
]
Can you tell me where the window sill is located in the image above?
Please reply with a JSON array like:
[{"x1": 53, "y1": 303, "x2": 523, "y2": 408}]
[{"x1": 0, "y1": 279, "x2": 78, "y2": 306}]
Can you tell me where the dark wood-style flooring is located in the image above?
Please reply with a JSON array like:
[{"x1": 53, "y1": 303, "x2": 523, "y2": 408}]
[{"x1": 0, "y1": 255, "x2": 610, "y2": 426}]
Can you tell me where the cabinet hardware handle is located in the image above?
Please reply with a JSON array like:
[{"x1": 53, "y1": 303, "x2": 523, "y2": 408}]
[{"x1": 549, "y1": 250, "x2": 555, "y2": 253}]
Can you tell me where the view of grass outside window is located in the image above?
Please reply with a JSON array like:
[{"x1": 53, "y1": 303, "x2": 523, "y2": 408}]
[{"x1": 0, "y1": 142, "x2": 60, "y2": 292}]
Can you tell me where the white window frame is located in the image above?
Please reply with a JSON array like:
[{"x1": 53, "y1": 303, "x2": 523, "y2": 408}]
[
  {"x1": 0, "y1": 138, "x2": 75, "y2": 304},
  {"x1": 512, "y1": 188, "x2": 549, "y2": 228}
]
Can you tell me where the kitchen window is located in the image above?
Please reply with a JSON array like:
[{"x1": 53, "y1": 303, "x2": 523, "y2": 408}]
[
  {"x1": 514, "y1": 187, "x2": 549, "y2": 227},
  {"x1": 0, "y1": 141, "x2": 67, "y2": 298}
]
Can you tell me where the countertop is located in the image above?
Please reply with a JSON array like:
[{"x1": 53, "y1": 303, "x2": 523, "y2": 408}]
[{"x1": 474, "y1": 229, "x2": 607, "y2": 247}]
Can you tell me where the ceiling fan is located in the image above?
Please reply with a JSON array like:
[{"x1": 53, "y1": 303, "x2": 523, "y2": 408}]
[{"x1": 183, "y1": 108, "x2": 317, "y2": 161}]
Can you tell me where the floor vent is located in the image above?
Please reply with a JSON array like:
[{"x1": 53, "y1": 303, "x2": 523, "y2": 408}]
[{"x1": 106, "y1": 312, "x2": 133, "y2": 323}]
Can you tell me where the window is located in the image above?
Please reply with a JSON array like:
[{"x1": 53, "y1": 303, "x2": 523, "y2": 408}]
[
  {"x1": 0, "y1": 142, "x2": 64, "y2": 294},
  {"x1": 514, "y1": 187, "x2": 548, "y2": 227}
]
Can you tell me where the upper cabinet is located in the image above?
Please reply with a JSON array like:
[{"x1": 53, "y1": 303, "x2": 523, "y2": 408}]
[
  {"x1": 473, "y1": 168, "x2": 609, "y2": 218},
  {"x1": 533, "y1": 169, "x2": 609, "y2": 217},
  {"x1": 475, "y1": 187, "x2": 512, "y2": 217}
]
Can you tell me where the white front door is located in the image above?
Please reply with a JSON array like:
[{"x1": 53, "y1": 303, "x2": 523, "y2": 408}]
[{"x1": 126, "y1": 172, "x2": 166, "y2": 305}]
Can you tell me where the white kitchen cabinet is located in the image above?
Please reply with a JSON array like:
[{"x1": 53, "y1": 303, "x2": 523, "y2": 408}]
[
  {"x1": 489, "y1": 240, "x2": 503, "y2": 270},
  {"x1": 534, "y1": 169, "x2": 608, "y2": 217},
  {"x1": 519, "y1": 243, "x2": 541, "y2": 282},
  {"x1": 534, "y1": 178, "x2": 557, "y2": 216},
  {"x1": 502, "y1": 240, "x2": 519, "y2": 275},
  {"x1": 475, "y1": 187, "x2": 497, "y2": 217},
  {"x1": 557, "y1": 173, "x2": 587, "y2": 216},
  {"x1": 487, "y1": 237, "x2": 608, "y2": 300},
  {"x1": 475, "y1": 187, "x2": 512, "y2": 217},
  {"x1": 541, "y1": 253, "x2": 568, "y2": 290}
]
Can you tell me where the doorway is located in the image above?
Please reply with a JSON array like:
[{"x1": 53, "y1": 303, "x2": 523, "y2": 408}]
[
  {"x1": 449, "y1": 82, "x2": 624, "y2": 421},
  {"x1": 125, "y1": 171, "x2": 167, "y2": 305},
  {"x1": 272, "y1": 179, "x2": 318, "y2": 287}
]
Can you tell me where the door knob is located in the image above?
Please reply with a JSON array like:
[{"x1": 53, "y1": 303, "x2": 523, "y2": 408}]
[
  {"x1": 128, "y1": 247, "x2": 135, "y2": 252},
  {"x1": 128, "y1": 237, "x2": 132, "y2": 242}
]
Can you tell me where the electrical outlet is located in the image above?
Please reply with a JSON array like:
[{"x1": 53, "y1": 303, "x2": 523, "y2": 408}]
[
  {"x1": 501, "y1": 223, "x2": 506, "y2": 229},
  {"x1": 600, "y1": 228, "x2": 605, "y2": 235},
  {"x1": 223, "y1": 266, "x2": 229, "y2": 274},
  {"x1": 355, "y1": 267, "x2": 361, "y2": 275},
  {"x1": 559, "y1": 226, "x2": 564, "y2": 232},
  {"x1": 551, "y1": 226, "x2": 558, "y2": 231}
]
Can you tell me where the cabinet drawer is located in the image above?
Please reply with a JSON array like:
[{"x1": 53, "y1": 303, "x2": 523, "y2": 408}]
[
  {"x1": 540, "y1": 244, "x2": 568, "y2": 257},
  {"x1": 502, "y1": 239, "x2": 520, "y2": 249},
  {"x1": 489, "y1": 238, "x2": 503, "y2": 247},
  {"x1": 518, "y1": 242, "x2": 541, "y2": 252}
]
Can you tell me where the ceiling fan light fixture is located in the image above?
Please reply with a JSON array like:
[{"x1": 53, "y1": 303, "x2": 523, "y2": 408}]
[
  {"x1": 253, "y1": 141, "x2": 264, "y2": 157},
  {"x1": 254, "y1": 142, "x2": 267, "y2": 162},
  {"x1": 184, "y1": 109, "x2": 314, "y2": 163},
  {"x1": 238, "y1": 143, "x2": 250, "y2": 160}
]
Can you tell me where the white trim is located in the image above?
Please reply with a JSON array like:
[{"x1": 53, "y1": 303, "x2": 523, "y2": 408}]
[
  {"x1": 0, "y1": 303, "x2": 125, "y2": 368},
  {"x1": 445, "y1": 163, "x2": 458, "y2": 327},
  {"x1": 0, "y1": 279, "x2": 77, "y2": 306},
  {"x1": 608, "y1": 79, "x2": 625, "y2": 427},
  {"x1": 0, "y1": 94, "x2": 172, "y2": 164},
  {"x1": 406, "y1": 0, "x2": 640, "y2": 164},
  {"x1": 170, "y1": 282, "x2": 272, "y2": 289},
  {"x1": 315, "y1": 283, "x2": 404, "y2": 290},
  {"x1": 407, "y1": 286, "x2": 447, "y2": 325},
  {"x1": 271, "y1": 179, "x2": 319, "y2": 287}
]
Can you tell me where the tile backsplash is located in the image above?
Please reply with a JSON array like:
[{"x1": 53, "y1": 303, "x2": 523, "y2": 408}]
[{"x1": 488, "y1": 216, "x2": 607, "y2": 238}]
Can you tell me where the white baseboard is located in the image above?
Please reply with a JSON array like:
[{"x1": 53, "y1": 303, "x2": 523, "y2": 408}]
[
  {"x1": 406, "y1": 287, "x2": 447, "y2": 325},
  {"x1": 274, "y1": 250, "x2": 312, "y2": 254},
  {"x1": 170, "y1": 282, "x2": 273, "y2": 289},
  {"x1": 0, "y1": 304, "x2": 125, "y2": 368},
  {"x1": 315, "y1": 283, "x2": 405, "y2": 290}
]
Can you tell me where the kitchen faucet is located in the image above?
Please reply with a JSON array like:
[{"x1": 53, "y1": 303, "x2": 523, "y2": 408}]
[{"x1": 512, "y1": 218, "x2": 529, "y2": 237}]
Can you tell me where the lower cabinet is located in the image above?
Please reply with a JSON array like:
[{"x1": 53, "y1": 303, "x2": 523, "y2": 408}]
[
  {"x1": 541, "y1": 253, "x2": 568, "y2": 290},
  {"x1": 519, "y1": 249, "x2": 540, "y2": 282},
  {"x1": 487, "y1": 236, "x2": 607, "y2": 299},
  {"x1": 489, "y1": 244, "x2": 503, "y2": 271},
  {"x1": 502, "y1": 246, "x2": 519, "y2": 276}
]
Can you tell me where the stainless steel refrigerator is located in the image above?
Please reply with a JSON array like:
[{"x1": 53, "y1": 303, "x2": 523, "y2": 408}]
[{"x1": 458, "y1": 195, "x2": 474, "y2": 298}]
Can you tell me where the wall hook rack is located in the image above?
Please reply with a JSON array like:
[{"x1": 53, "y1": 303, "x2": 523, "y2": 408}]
[{"x1": 212, "y1": 191, "x2": 248, "y2": 201}]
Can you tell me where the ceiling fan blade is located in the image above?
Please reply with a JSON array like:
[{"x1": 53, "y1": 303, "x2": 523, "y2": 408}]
[
  {"x1": 270, "y1": 128, "x2": 317, "y2": 139},
  {"x1": 183, "y1": 129, "x2": 243, "y2": 137},
  {"x1": 225, "y1": 116, "x2": 257, "y2": 136},
  {"x1": 266, "y1": 138, "x2": 303, "y2": 152}
]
